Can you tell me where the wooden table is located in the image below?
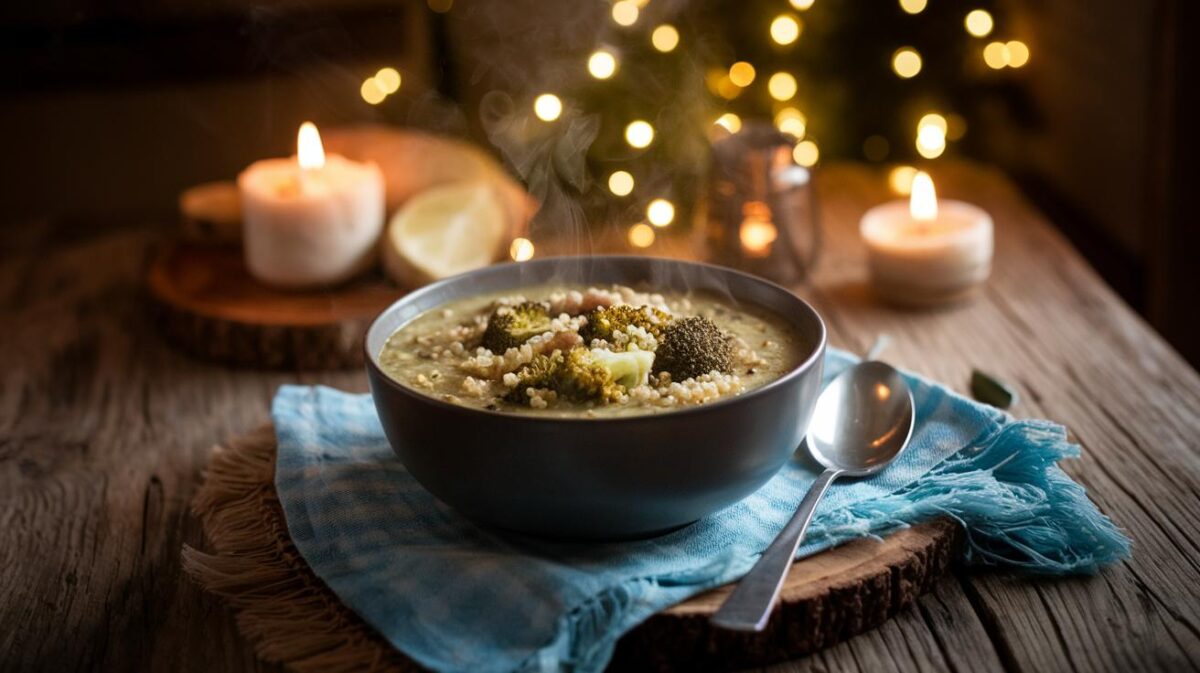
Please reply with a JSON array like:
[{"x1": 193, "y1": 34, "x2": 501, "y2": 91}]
[{"x1": 2, "y1": 162, "x2": 1198, "y2": 672}]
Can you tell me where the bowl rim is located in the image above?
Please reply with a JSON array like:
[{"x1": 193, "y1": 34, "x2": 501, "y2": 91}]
[{"x1": 364, "y1": 255, "x2": 827, "y2": 424}]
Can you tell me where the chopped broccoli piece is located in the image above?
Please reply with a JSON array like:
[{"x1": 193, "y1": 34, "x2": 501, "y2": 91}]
[
  {"x1": 590, "y1": 347, "x2": 655, "y2": 388},
  {"x1": 579, "y1": 304, "x2": 672, "y2": 345},
  {"x1": 481, "y1": 301, "x2": 551, "y2": 353},
  {"x1": 553, "y1": 347, "x2": 626, "y2": 403},
  {"x1": 652, "y1": 316, "x2": 734, "y2": 382},
  {"x1": 502, "y1": 351, "x2": 563, "y2": 403},
  {"x1": 504, "y1": 346, "x2": 649, "y2": 405}
]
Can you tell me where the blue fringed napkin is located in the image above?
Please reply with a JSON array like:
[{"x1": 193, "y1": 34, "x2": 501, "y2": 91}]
[{"x1": 273, "y1": 349, "x2": 1129, "y2": 673}]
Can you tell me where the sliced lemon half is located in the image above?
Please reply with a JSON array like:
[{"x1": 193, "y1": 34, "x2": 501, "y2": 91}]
[{"x1": 383, "y1": 181, "x2": 508, "y2": 288}]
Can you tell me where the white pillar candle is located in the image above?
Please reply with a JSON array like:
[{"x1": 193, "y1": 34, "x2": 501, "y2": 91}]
[
  {"x1": 860, "y1": 171, "x2": 993, "y2": 306},
  {"x1": 238, "y1": 122, "x2": 385, "y2": 289}
]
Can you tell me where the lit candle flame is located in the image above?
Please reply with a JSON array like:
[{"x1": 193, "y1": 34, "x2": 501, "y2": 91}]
[
  {"x1": 910, "y1": 171, "x2": 938, "y2": 221},
  {"x1": 297, "y1": 122, "x2": 326, "y2": 171}
]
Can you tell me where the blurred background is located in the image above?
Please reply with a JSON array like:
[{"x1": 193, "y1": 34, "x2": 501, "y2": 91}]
[{"x1": 1, "y1": 0, "x2": 1196, "y2": 364}]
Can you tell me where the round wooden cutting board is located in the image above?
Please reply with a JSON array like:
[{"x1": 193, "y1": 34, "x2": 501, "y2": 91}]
[
  {"x1": 185, "y1": 427, "x2": 961, "y2": 673},
  {"x1": 613, "y1": 518, "x2": 960, "y2": 670},
  {"x1": 147, "y1": 242, "x2": 404, "y2": 369}
]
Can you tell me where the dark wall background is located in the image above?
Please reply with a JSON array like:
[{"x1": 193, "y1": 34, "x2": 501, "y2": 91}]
[
  {"x1": 0, "y1": 0, "x2": 1195, "y2": 364},
  {"x1": 0, "y1": 0, "x2": 437, "y2": 220},
  {"x1": 977, "y1": 0, "x2": 1198, "y2": 366}
]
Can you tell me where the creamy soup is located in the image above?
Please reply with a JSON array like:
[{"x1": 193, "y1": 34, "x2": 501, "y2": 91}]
[{"x1": 378, "y1": 284, "x2": 805, "y2": 418}]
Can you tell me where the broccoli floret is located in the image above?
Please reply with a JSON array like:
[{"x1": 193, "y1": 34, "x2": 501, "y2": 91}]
[
  {"x1": 502, "y1": 351, "x2": 564, "y2": 403},
  {"x1": 481, "y1": 301, "x2": 551, "y2": 353},
  {"x1": 504, "y1": 346, "x2": 653, "y2": 405},
  {"x1": 651, "y1": 316, "x2": 734, "y2": 382},
  {"x1": 579, "y1": 304, "x2": 672, "y2": 345},
  {"x1": 552, "y1": 347, "x2": 625, "y2": 403}
]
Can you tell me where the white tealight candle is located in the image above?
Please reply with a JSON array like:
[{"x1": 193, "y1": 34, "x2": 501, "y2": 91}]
[
  {"x1": 860, "y1": 171, "x2": 993, "y2": 306},
  {"x1": 239, "y1": 122, "x2": 385, "y2": 289}
]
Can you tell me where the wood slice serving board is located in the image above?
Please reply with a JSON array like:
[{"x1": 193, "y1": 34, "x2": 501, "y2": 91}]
[
  {"x1": 147, "y1": 242, "x2": 404, "y2": 369},
  {"x1": 184, "y1": 427, "x2": 961, "y2": 673}
]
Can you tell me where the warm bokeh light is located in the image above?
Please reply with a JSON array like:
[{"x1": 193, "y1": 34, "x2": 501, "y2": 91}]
[
  {"x1": 916, "y1": 125, "x2": 946, "y2": 158},
  {"x1": 612, "y1": 0, "x2": 639, "y2": 26},
  {"x1": 625, "y1": 120, "x2": 655, "y2": 148},
  {"x1": 1007, "y1": 40, "x2": 1030, "y2": 67},
  {"x1": 651, "y1": 24, "x2": 680, "y2": 52},
  {"x1": 706, "y1": 68, "x2": 744, "y2": 99},
  {"x1": 863, "y1": 135, "x2": 890, "y2": 162},
  {"x1": 910, "y1": 171, "x2": 938, "y2": 221},
  {"x1": 899, "y1": 0, "x2": 927, "y2": 14},
  {"x1": 768, "y1": 72, "x2": 798, "y2": 100},
  {"x1": 789, "y1": 0, "x2": 815, "y2": 9},
  {"x1": 705, "y1": 68, "x2": 724, "y2": 95},
  {"x1": 774, "y1": 107, "x2": 807, "y2": 138},
  {"x1": 374, "y1": 67, "x2": 401, "y2": 94},
  {"x1": 770, "y1": 15, "x2": 801, "y2": 45},
  {"x1": 984, "y1": 41, "x2": 1009, "y2": 69},
  {"x1": 360, "y1": 78, "x2": 385, "y2": 105},
  {"x1": 965, "y1": 10, "x2": 994, "y2": 37},
  {"x1": 983, "y1": 40, "x2": 1030, "y2": 69},
  {"x1": 892, "y1": 48, "x2": 922, "y2": 78},
  {"x1": 509, "y1": 237, "x2": 535, "y2": 262},
  {"x1": 628, "y1": 223, "x2": 655, "y2": 248},
  {"x1": 888, "y1": 165, "x2": 918, "y2": 195},
  {"x1": 716, "y1": 76, "x2": 742, "y2": 99},
  {"x1": 946, "y1": 113, "x2": 968, "y2": 141},
  {"x1": 793, "y1": 140, "x2": 819, "y2": 166},
  {"x1": 533, "y1": 94, "x2": 562, "y2": 121},
  {"x1": 715, "y1": 113, "x2": 742, "y2": 133},
  {"x1": 588, "y1": 50, "x2": 618, "y2": 79},
  {"x1": 647, "y1": 198, "x2": 675, "y2": 227},
  {"x1": 297, "y1": 122, "x2": 326, "y2": 170},
  {"x1": 728, "y1": 61, "x2": 756, "y2": 87},
  {"x1": 916, "y1": 112, "x2": 947, "y2": 159},
  {"x1": 918, "y1": 113, "x2": 948, "y2": 135},
  {"x1": 427, "y1": 0, "x2": 452, "y2": 12},
  {"x1": 608, "y1": 171, "x2": 635, "y2": 196},
  {"x1": 740, "y1": 211, "x2": 778, "y2": 257}
]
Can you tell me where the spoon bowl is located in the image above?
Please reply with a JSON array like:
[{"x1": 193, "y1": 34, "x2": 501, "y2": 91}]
[{"x1": 807, "y1": 361, "x2": 915, "y2": 476}]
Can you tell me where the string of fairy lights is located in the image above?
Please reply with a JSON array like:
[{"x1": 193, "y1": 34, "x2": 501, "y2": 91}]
[{"x1": 355, "y1": 0, "x2": 1031, "y2": 259}]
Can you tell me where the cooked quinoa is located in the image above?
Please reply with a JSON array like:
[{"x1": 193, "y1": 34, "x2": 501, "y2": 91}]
[{"x1": 377, "y1": 284, "x2": 803, "y2": 418}]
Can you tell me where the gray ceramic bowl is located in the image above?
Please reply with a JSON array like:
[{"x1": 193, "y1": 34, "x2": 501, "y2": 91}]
[{"x1": 365, "y1": 256, "x2": 826, "y2": 540}]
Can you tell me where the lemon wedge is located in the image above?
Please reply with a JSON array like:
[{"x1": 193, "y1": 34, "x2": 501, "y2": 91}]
[
  {"x1": 383, "y1": 182, "x2": 508, "y2": 288},
  {"x1": 179, "y1": 180, "x2": 242, "y2": 244}
]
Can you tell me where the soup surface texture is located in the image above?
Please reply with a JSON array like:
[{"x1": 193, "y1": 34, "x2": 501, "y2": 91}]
[{"x1": 378, "y1": 284, "x2": 805, "y2": 418}]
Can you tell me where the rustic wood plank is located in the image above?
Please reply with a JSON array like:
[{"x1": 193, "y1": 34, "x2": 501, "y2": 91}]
[
  {"x1": 0, "y1": 223, "x2": 333, "y2": 673},
  {"x1": 754, "y1": 578, "x2": 1007, "y2": 673},
  {"x1": 912, "y1": 577, "x2": 1008, "y2": 673},
  {"x1": 1, "y1": 161, "x2": 1198, "y2": 673}
]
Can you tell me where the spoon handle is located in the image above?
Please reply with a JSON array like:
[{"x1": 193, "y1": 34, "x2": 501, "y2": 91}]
[{"x1": 711, "y1": 468, "x2": 842, "y2": 631}]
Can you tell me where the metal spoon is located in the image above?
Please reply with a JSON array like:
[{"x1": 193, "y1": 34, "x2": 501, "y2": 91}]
[{"x1": 711, "y1": 354, "x2": 915, "y2": 632}]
